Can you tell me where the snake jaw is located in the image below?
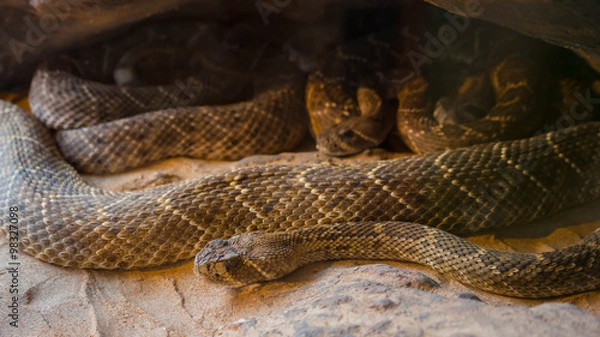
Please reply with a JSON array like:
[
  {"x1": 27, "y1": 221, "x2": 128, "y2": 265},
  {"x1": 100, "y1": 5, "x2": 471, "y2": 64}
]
[{"x1": 315, "y1": 117, "x2": 390, "y2": 156}]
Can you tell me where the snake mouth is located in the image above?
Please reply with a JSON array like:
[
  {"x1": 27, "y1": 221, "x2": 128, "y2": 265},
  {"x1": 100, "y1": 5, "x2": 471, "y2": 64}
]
[
  {"x1": 315, "y1": 113, "x2": 394, "y2": 156},
  {"x1": 315, "y1": 129, "x2": 364, "y2": 157}
]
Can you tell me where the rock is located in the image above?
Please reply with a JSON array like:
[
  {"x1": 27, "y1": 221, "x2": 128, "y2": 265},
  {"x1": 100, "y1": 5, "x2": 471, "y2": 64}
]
[
  {"x1": 2, "y1": 0, "x2": 600, "y2": 87},
  {"x1": 0, "y1": 0, "x2": 223, "y2": 87},
  {"x1": 425, "y1": 0, "x2": 600, "y2": 72}
]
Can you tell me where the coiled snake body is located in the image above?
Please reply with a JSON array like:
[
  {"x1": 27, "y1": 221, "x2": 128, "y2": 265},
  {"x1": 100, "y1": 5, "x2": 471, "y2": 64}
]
[
  {"x1": 28, "y1": 22, "x2": 308, "y2": 174},
  {"x1": 1, "y1": 101, "x2": 599, "y2": 298},
  {"x1": 308, "y1": 23, "x2": 598, "y2": 156}
]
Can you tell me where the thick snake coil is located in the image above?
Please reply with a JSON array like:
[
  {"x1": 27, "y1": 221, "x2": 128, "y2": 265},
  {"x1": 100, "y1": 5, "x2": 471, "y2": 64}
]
[
  {"x1": 1, "y1": 101, "x2": 599, "y2": 298},
  {"x1": 27, "y1": 22, "x2": 308, "y2": 174},
  {"x1": 307, "y1": 23, "x2": 598, "y2": 156}
]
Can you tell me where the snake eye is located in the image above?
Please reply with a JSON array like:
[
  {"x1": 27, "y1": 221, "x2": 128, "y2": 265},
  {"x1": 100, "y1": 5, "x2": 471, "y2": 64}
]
[
  {"x1": 226, "y1": 258, "x2": 240, "y2": 268},
  {"x1": 338, "y1": 129, "x2": 356, "y2": 141}
]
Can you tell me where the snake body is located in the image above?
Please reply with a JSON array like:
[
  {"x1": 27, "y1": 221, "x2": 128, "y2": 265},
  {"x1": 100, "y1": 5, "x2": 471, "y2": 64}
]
[
  {"x1": 28, "y1": 22, "x2": 308, "y2": 174},
  {"x1": 308, "y1": 22, "x2": 598, "y2": 156},
  {"x1": 306, "y1": 29, "x2": 403, "y2": 156},
  {"x1": 1, "y1": 101, "x2": 599, "y2": 297},
  {"x1": 196, "y1": 221, "x2": 600, "y2": 298}
]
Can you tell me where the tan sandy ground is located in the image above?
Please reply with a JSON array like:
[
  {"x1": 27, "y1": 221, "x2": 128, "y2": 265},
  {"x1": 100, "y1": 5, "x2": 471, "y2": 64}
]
[{"x1": 1, "y1": 142, "x2": 599, "y2": 336}]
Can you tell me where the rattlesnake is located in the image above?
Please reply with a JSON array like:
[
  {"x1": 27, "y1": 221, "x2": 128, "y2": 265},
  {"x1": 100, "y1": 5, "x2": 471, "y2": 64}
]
[
  {"x1": 28, "y1": 21, "x2": 308, "y2": 174},
  {"x1": 2, "y1": 17, "x2": 600, "y2": 298},
  {"x1": 308, "y1": 22, "x2": 597, "y2": 156},
  {"x1": 1, "y1": 101, "x2": 599, "y2": 297}
]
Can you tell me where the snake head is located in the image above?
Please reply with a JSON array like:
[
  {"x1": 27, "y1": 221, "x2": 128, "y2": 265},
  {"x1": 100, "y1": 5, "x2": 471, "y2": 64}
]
[
  {"x1": 194, "y1": 232, "x2": 300, "y2": 287},
  {"x1": 314, "y1": 86, "x2": 394, "y2": 156},
  {"x1": 315, "y1": 118, "x2": 386, "y2": 156},
  {"x1": 194, "y1": 239, "x2": 246, "y2": 286}
]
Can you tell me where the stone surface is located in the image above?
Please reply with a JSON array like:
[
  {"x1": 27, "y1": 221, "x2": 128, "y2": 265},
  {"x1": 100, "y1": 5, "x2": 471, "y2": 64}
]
[
  {"x1": 2, "y1": 0, "x2": 600, "y2": 86},
  {"x1": 426, "y1": 0, "x2": 600, "y2": 52},
  {"x1": 425, "y1": 0, "x2": 600, "y2": 72}
]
